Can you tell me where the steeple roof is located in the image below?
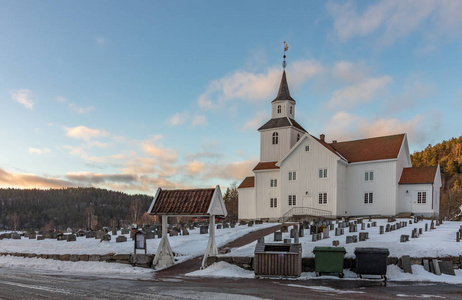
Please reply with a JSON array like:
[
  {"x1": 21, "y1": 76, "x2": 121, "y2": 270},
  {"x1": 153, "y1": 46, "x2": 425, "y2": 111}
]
[{"x1": 272, "y1": 70, "x2": 295, "y2": 103}]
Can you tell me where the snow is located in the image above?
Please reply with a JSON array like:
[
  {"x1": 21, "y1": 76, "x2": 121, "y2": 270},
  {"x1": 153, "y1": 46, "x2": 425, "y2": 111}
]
[
  {"x1": 0, "y1": 223, "x2": 277, "y2": 265},
  {"x1": 225, "y1": 219, "x2": 462, "y2": 259},
  {"x1": 186, "y1": 261, "x2": 254, "y2": 278}
]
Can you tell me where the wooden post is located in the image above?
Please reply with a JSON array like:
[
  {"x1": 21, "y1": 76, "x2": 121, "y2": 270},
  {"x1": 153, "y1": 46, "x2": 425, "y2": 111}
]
[
  {"x1": 202, "y1": 214, "x2": 217, "y2": 269},
  {"x1": 152, "y1": 215, "x2": 174, "y2": 269}
]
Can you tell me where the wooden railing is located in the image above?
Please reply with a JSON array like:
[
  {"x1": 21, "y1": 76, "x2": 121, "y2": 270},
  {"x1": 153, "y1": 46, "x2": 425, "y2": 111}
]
[{"x1": 281, "y1": 207, "x2": 332, "y2": 223}]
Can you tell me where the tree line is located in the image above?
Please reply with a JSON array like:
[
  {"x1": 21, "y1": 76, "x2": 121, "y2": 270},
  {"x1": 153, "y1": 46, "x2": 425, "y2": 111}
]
[{"x1": 411, "y1": 135, "x2": 462, "y2": 219}]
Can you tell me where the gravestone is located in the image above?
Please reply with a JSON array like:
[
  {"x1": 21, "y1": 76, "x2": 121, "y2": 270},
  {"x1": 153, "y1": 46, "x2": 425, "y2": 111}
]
[
  {"x1": 29, "y1": 234, "x2": 36, "y2": 239},
  {"x1": 145, "y1": 231, "x2": 155, "y2": 239},
  {"x1": 430, "y1": 221, "x2": 435, "y2": 229},
  {"x1": 329, "y1": 224, "x2": 334, "y2": 231},
  {"x1": 423, "y1": 259, "x2": 430, "y2": 272},
  {"x1": 257, "y1": 237, "x2": 265, "y2": 244},
  {"x1": 290, "y1": 228, "x2": 296, "y2": 238},
  {"x1": 281, "y1": 225, "x2": 288, "y2": 233},
  {"x1": 367, "y1": 223, "x2": 371, "y2": 228},
  {"x1": 37, "y1": 235, "x2": 45, "y2": 240},
  {"x1": 299, "y1": 227, "x2": 305, "y2": 237},
  {"x1": 101, "y1": 234, "x2": 111, "y2": 242},
  {"x1": 294, "y1": 232, "x2": 299, "y2": 244},
  {"x1": 200, "y1": 225, "x2": 208, "y2": 234},
  {"x1": 323, "y1": 228, "x2": 329, "y2": 239},
  {"x1": 284, "y1": 238, "x2": 291, "y2": 244},
  {"x1": 112, "y1": 227, "x2": 117, "y2": 236},
  {"x1": 439, "y1": 261, "x2": 455, "y2": 276},
  {"x1": 312, "y1": 234, "x2": 317, "y2": 242},
  {"x1": 116, "y1": 236, "x2": 127, "y2": 243},
  {"x1": 216, "y1": 224, "x2": 222, "y2": 230},
  {"x1": 400, "y1": 235, "x2": 409, "y2": 242},
  {"x1": 67, "y1": 234, "x2": 76, "y2": 242},
  {"x1": 432, "y1": 259, "x2": 441, "y2": 275},
  {"x1": 457, "y1": 232, "x2": 460, "y2": 242},
  {"x1": 419, "y1": 228, "x2": 423, "y2": 235},
  {"x1": 380, "y1": 226, "x2": 384, "y2": 234},
  {"x1": 359, "y1": 232, "x2": 367, "y2": 241},
  {"x1": 372, "y1": 221, "x2": 377, "y2": 227},
  {"x1": 346, "y1": 236, "x2": 354, "y2": 244},
  {"x1": 361, "y1": 223, "x2": 365, "y2": 231},
  {"x1": 12, "y1": 233, "x2": 21, "y2": 239},
  {"x1": 182, "y1": 229, "x2": 189, "y2": 236},
  {"x1": 317, "y1": 233, "x2": 322, "y2": 240},
  {"x1": 230, "y1": 223, "x2": 235, "y2": 228},
  {"x1": 401, "y1": 255, "x2": 412, "y2": 274},
  {"x1": 425, "y1": 223, "x2": 428, "y2": 231},
  {"x1": 223, "y1": 223, "x2": 229, "y2": 229},
  {"x1": 332, "y1": 240, "x2": 339, "y2": 247},
  {"x1": 274, "y1": 231, "x2": 282, "y2": 241},
  {"x1": 121, "y1": 228, "x2": 130, "y2": 235}
]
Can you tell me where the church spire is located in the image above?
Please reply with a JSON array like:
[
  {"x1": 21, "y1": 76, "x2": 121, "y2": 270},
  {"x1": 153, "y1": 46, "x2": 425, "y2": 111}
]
[{"x1": 272, "y1": 41, "x2": 295, "y2": 103}]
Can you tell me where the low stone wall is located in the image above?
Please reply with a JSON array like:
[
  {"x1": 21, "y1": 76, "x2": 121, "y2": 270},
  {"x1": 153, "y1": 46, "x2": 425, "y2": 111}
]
[
  {"x1": 208, "y1": 255, "x2": 462, "y2": 272},
  {"x1": 0, "y1": 252, "x2": 154, "y2": 268}
]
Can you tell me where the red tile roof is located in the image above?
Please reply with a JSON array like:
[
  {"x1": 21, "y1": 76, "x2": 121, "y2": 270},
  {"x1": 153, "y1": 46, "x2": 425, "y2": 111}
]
[
  {"x1": 149, "y1": 188, "x2": 215, "y2": 215},
  {"x1": 238, "y1": 176, "x2": 255, "y2": 189},
  {"x1": 253, "y1": 161, "x2": 280, "y2": 171},
  {"x1": 329, "y1": 134, "x2": 405, "y2": 163},
  {"x1": 399, "y1": 166, "x2": 438, "y2": 184}
]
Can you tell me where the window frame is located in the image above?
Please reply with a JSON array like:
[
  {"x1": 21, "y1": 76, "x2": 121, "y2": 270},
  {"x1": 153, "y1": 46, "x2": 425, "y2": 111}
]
[
  {"x1": 270, "y1": 198, "x2": 278, "y2": 208},
  {"x1": 288, "y1": 195, "x2": 297, "y2": 206},
  {"x1": 272, "y1": 132, "x2": 278, "y2": 145},
  {"x1": 318, "y1": 168, "x2": 328, "y2": 179},
  {"x1": 288, "y1": 171, "x2": 297, "y2": 181},
  {"x1": 270, "y1": 179, "x2": 278, "y2": 188},
  {"x1": 305, "y1": 145, "x2": 310, "y2": 152},
  {"x1": 417, "y1": 191, "x2": 427, "y2": 204},
  {"x1": 365, "y1": 171, "x2": 374, "y2": 182},
  {"x1": 277, "y1": 105, "x2": 281, "y2": 114},
  {"x1": 364, "y1": 192, "x2": 373, "y2": 204},
  {"x1": 318, "y1": 192, "x2": 327, "y2": 205}
]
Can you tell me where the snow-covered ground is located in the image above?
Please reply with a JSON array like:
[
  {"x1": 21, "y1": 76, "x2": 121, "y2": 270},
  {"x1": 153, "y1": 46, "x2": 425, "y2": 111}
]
[{"x1": 226, "y1": 219, "x2": 462, "y2": 258}]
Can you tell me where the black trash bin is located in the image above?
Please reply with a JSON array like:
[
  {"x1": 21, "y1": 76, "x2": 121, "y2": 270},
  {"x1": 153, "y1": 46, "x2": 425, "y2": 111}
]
[{"x1": 354, "y1": 247, "x2": 389, "y2": 280}]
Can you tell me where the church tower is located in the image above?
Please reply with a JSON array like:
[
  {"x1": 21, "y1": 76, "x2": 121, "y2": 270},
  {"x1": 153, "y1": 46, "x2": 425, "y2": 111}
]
[{"x1": 258, "y1": 45, "x2": 307, "y2": 163}]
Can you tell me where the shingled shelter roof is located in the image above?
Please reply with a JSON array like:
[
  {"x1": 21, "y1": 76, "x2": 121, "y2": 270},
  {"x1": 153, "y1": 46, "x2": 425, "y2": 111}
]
[
  {"x1": 238, "y1": 176, "x2": 255, "y2": 188},
  {"x1": 148, "y1": 186, "x2": 227, "y2": 216},
  {"x1": 253, "y1": 161, "x2": 279, "y2": 171},
  {"x1": 399, "y1": 166, "x2": 438, "y2": 184},
  {"x1": 329, "y1": 133, "x2": 405, "y2": 163},
  {"x1": 272, "y1": 70, "x2": 295, "y2": 102}
]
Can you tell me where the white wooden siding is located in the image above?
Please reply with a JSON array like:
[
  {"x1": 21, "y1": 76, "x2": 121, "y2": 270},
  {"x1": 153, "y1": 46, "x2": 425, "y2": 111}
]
[
  {"x1": 398, "y1": 184, "x2": 437, "y2": 216},
  {"x1": 238, "y1": 187, "x2": 256, "y2": 220},
  {"x1": 260, "y1": 128, "x2": 301, "y2": 162},
  {"x1": 255, "y1": 170, "x2": 281, "y2": 220},
  {"x1": 271, "y1": 100, "x2": 295, "y2": 119}
]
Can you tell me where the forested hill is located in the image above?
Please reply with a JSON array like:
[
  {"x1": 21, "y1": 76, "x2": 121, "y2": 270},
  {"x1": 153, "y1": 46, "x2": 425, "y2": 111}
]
[
  {"x1": 411, "y1": 135, "x2": 462, "y2": 218},
  {"x1": 0, "y1": 187, "x2": 153, "y2": 231}
]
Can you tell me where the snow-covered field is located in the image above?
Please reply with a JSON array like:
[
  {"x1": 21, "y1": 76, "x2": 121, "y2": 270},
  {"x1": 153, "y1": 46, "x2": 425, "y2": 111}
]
[
  {"x1": 226, "y1": 219, "x2": 462, "y2": 258},
  {"x1": 1, "y1": 219, "x2": 462, "y2": 284}
]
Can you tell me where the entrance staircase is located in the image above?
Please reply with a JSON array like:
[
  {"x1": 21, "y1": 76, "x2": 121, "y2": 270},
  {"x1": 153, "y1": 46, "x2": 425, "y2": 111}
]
[{"x1": 281, "y1": 207, "x2": 333, "y2": 223}]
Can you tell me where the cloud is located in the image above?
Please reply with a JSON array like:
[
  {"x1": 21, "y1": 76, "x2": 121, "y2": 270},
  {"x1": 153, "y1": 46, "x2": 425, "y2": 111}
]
[
  {"x1": 141, "y1": 136, "x2": 177, "y2": 163},
  {"x1": 332, "y1": 61, "x2": 368, "y2": 83},
  {"x1": 29, "y1": 148, "x2": 51, "y2": 155},
  {"x1": 198, "y1": 60, "x2": 323, "y2": 110},
  {"x1": 190, "y1": 115, "x2": 207, "y2": 127},
  {"x1": 65, "y1": 126, "x2": 109, "y2": 140},
  {"x1": 12, "y1": 89, "x2": 33, "y2": 110},
  {"x1": 66, "y1": 172, "x2": 137, "y2": 184},
  {"x1": 0, "y1": 168, "x2": 75, "y2": 189},
  {"x1": 328, "y1": 76, "x2": 392, "y2": 109},
  {"x1": 384, "y1": 79, "x2": 436, "y2": 114},
  {"x1": 323, "y1": 111, "x2": 441, "y2": 148},
  {"x1": 243, "y1": 111, "x2": 270, "y2": 130},
  {"x1": 187, "y1": 161, "x2": 205, "y2": 175},
  {"x1": 167, "y1": 112, "x2": 207, "y2": 127},
  {"x1": 327, "y1": 1, "x2": 462, "y2": 46},
  {"x1": 95, "y1": 37, "x2": 106, "y2": 46},
  {"x1": 56, "y1": 96, "x2": 95, "y2": 114}
]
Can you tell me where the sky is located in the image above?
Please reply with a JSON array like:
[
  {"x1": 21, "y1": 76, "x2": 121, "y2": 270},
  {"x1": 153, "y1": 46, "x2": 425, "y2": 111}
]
[{"x1": 1, "y1": 0, "x2": 461, "y2": 195}]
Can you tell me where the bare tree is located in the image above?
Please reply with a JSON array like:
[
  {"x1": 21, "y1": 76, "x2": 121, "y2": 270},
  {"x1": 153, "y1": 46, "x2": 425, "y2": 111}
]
[{"x1": 128, "y1": 198, "x2": 142, "y2": 224}]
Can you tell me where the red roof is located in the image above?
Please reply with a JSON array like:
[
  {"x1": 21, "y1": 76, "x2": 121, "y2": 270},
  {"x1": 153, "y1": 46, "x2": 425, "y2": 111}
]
[
  {"x1": 253, "y1": 161, "x2": 279, "y2": 171},
  {"x1": 238, "y1": 176, "x2": 255, "y2": 189},
  {"x1": 399, "y1": 166, "x2": 438, "y2": 184},
  {"x1": 149, "y1": 188, "x2": 215, "y2": 215},
  {"x1": 329, "y1": 134, "x2": 405, "y2": 163}
]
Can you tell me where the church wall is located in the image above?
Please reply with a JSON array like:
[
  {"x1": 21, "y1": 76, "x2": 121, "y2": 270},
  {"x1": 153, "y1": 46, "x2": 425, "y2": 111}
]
[
  {"x1": 260, "y1": 128, "x2": 293, "y2": 162},
  {"x1": 279, "y1": 136, "x2": 339, "y2": 218},
  {"x1": 336, "y1": 162, "x2": 347, "y2": 216},
  {"x1": 398, "y1": 184, "x2": 437, "y2": 216},
  {"x1": 271, "y1": 100, "x2": 295, "y2": 119},
  {"x1": 345, "y1": 160, "x2": 398, "y2": 216},
  {"x1": 238, "y1": 187, "x2": 256, "y2": 220},
  {"x1": 255, "y1": 170, "x2": 281, "y2": 220}
]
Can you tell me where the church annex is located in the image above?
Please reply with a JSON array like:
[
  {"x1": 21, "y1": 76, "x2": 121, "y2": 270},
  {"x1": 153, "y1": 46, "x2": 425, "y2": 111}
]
[{"x1": 237, "y1": 64, "x2": 441, "y2": 222}]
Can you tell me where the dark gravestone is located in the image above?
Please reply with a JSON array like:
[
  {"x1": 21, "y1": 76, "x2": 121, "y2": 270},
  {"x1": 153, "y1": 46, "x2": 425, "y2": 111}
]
[
  {"x1": 182, "y1": 229, "x2": 189, "y2": 236},
  {"x1": 322, "y1": 228, "x2": 329, "y2": 239},
  {"x1": 37, "y1": 235, "x2": 45, "y2": 240},
  {"x1": 457, "y1": 232, "x2": 460, "y2": 242},
  {"x1": 112, "y1": 227, "x2": 117, "y2": 236},
  {"x1": 359, "y1": 232, "x2": 367, "y2": 242},
  {"x1": 200, "y1": 225, "x2": 208, "y2": 234},
  {"x1": 432, "y1": 259, "x2": 441, "y2": 275},
  {"x1": 223, "y1": 223, "x2": 230, "y2": 229},
  {"x1": 290, "y1": 228, "x2": 296, "y2": 238},
  {"x1": 425, "y1": 223, "x2": 428, "y2": 231},
  {"x1": 121, "y1": 228, "x2": 130, "y2": 235},
  {"x1": 216, "y1": 224, "x2": 222, "y2": 230},
  {"x1": 145, "y1": 231, "x2": 155, "y2": 239},
  {"x1": 281, "y1": 225, "x2": 288, "y2": 233},
  {"x1": 332, "y1": 240, "x2": 339, "y2": 247},
  {"x1": 294, "y1": 232, "x2": 299, "y2": 244},
  {"x1": 299, "y1": 227, "x2": 305, "y2": 237},
  {"x1": 345, "y1": 236, "x2": 354, "y2": 244},
  {"x1": 312, "y1": 234, "x2": 317, "y2": 242},
  {"x1": 257, "y1": 237, "x2": 265, "y2": 244},
  {"x1": 116, "y1": 236, "x2": 127, "y2": 243},
  {"x1": 380, "y1": 226, "x2": 384, "y2": 234},
  {"x1": 419, "y1": 228, "x2": 423, "y2": 235},
  {"x1": 274, "y1": 231, "x2": 282, "y2": 241},
  {"x1": 400, "y1": 235, "x2": 409, "y2": 242},
  {"x1": 230, "y1": 223, "x2": 235, "y2": 228},
  {"x1": 361, "y1": 223, "x2": 365, "y2": 231},
  {"x1": 66, "y1": 234, "x2": 76, "y2": 242},
  {"x1": 284, "y1": 238, "x2": 291, "y2": 244},
  {"x1": 439, "y1": 261, "x2": 455, "y2": 276},
  {"x1": 423, "y1": 259, "x2": 430, "y2": 272},
  {"x1": 401, "y1": 255, "x2": 413, "y2": 273}
]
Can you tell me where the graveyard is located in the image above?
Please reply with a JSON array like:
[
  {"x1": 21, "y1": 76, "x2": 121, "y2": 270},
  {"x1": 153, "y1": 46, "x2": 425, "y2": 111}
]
[{"x1": 0, "y1": 217, "x2": 462, "y2": 284}]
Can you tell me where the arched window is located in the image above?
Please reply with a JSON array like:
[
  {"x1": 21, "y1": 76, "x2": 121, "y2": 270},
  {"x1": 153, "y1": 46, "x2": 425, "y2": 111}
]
[
  {"x1": 290, "y1": 106, "x2": 293, "y2": 115},
  {"x1": 277, "y1": 105, "x2": 281, "y2": 114},
  {"x1": 297, "y1": 133, "x2": 300, "y2": 141},
  {"x1": 272, "y1": 132, "x2": 278, "y2": 144}
]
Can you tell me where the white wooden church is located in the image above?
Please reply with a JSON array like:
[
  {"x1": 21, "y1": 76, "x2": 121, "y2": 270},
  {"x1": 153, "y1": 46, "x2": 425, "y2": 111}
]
[{"x1": 238, "y1": 67, "x2": 441, "y2": 222}]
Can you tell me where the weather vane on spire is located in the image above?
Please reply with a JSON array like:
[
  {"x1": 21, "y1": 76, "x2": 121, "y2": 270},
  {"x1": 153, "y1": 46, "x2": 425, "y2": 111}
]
[{"x1": 283, "y1": 41, "x2": 289, "y2": 69}]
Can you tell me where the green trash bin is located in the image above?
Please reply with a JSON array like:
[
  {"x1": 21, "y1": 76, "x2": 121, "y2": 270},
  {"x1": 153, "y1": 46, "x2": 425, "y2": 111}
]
[{"x1": 313, "y1": 246, "x2": 346, "y2": 278}]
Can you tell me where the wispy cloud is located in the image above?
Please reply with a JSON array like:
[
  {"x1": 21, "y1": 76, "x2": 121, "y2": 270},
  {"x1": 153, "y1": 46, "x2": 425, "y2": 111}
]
[
  {"x1": 243, "y1": 111, "x2": 270, "y2": 130},
  {"x1": 56, "y1": 96, "x2": 94, "y2": 114},
  {"x1": 0, "y1": 168, "x2": 74, "y2": 189},
  {"x1": 327, "y1": 0, "x2": 462, "y2": 47},
  {"x1": 65, "y1": 126, "x2": 109, "y2": 140},
  {"x1": 12, "y1": 89, "x2": 33, "y2": 110},
  {"x1": 29, "y1": 148, "x2": 51, "y2": 155},
  {"x1": 167, "y1": 112, "x2": 207, "y2": 127},
  {"x1": 94, "y1": 37, "x2": 106, "y2": 46},
  {"x1": 197, "y1": 60, "x2": 324, "y2": 110}
]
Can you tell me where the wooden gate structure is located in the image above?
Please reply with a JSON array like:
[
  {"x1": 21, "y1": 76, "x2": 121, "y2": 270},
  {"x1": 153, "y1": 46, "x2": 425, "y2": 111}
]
[{"x1": 147, "y1": 185, "x2": 227, "y2": 269}]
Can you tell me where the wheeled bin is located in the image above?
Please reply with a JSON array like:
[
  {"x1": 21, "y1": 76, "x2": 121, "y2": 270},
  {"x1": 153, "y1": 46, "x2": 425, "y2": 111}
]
[
  {"x1": 354, "y1": 247, "x2": 389, "y2": 280},
  {"x1": 312, "y1": 246, "x2": 346, "y2": 278}
]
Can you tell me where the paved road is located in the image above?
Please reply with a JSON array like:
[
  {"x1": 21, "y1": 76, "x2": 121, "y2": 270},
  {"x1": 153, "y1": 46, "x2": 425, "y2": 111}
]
[{"x1": 1, "y1": 267, "x2": 462, "y2": 300}]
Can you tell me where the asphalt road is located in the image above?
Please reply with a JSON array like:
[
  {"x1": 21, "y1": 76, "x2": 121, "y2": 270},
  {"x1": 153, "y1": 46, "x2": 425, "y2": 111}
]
[{"x1": 1, "y1": 267, "x2": 462, "y2": 300}]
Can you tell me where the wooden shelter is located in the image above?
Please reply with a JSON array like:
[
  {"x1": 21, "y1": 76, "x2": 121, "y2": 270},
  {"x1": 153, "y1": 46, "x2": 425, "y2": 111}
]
[{"x1": 147, "y1": 185, "x2": 227, "y2": 269}]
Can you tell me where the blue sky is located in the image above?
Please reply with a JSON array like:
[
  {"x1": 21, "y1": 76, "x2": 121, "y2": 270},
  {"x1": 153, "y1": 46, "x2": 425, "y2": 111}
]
[{"x1": 1, "y1": 0, "x2": 461, "y2": 195}]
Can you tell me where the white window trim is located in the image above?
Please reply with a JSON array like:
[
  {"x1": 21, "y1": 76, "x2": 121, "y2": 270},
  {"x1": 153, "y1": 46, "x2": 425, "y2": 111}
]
[
  {"x1": 318, "y1": 168, "x2": 328, "y2": 179},
  {"x1": 318, "y1": 192, "x2": 328, "y2": 205},
  {"x1": 288, "y1": 195, "x2": 297, "y2": 206},
  {"x1": 417, "y1": 191, "x2": 427, "y2": 204},
  {"x1": 365, "y1": 171, "x2": 374, "y2": 182},
  {"x1": 289, "y1": 171, "x2": 297, "y2": 181},
  {"x1": 305, "y1": 145, "x2": 310, "y2": 152},
  {"x1": 270, "y1": 198, "x2": 278, "y2": 208},
  {"x1": 270, "y1": 179, "x2": 278, "y2": 188}
]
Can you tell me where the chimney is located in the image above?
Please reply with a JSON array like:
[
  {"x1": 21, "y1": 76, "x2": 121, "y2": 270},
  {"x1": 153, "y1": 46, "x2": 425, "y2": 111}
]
[
  {"x1": 320, "y1": 134, "x2": 325, "y2": 142},
  {"x1": 332, "y1": 140, "x2": 337, "y2": 143}
]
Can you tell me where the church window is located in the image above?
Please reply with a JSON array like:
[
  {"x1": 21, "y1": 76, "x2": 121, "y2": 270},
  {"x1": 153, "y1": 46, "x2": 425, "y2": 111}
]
[
  {"x1": 365, "y1": 171, "x2": 374, "y2": 181},
  {"x1": 272, "y1": 132, "x2": 278, "y2": 144},
  {"x1": 318, "y1": 193, "x2": 327, "y2": 204},
  {"x1": 290, "y1": 106, "x2": 293, "y2": 115},
  {"x1": 289, "y1": 171, "x2": 297, "y2": 181},
  {"x1": 319, "y1": 168, "x2": 328, "y2": 178},
  {"x1": 277, "y1": 105, "x2": 281, "y2": 114},
  {"x1": 270, "y1": 179, "x2": 277, "y2": 187},
  {"x1": 364, "y1": 192, "x2": 373, "y2": 204},
  {"x1": 288, "y1": 195, "x2": 296, "y2": 206},
  {"x1": 305, "y1": 145, "x2": 310, "y2": 151},
  {"x1": 270, "y1": 198, "x2": 278, "y2": 208},
  {"x1": 417, "y1": 192, "x2": 426, "y2": 204},
  {"x1": 297, "y1": 134, "x2": 300, "y2": 141}
]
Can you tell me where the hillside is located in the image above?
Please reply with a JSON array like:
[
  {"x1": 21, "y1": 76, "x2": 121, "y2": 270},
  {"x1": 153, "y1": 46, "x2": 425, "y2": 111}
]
[
  {"x1": 411, "y1": 135, "x2": 462, "y2": 218},
  {"x1": 0, "y1": 187, "x2": 153, "y2": 231}
]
